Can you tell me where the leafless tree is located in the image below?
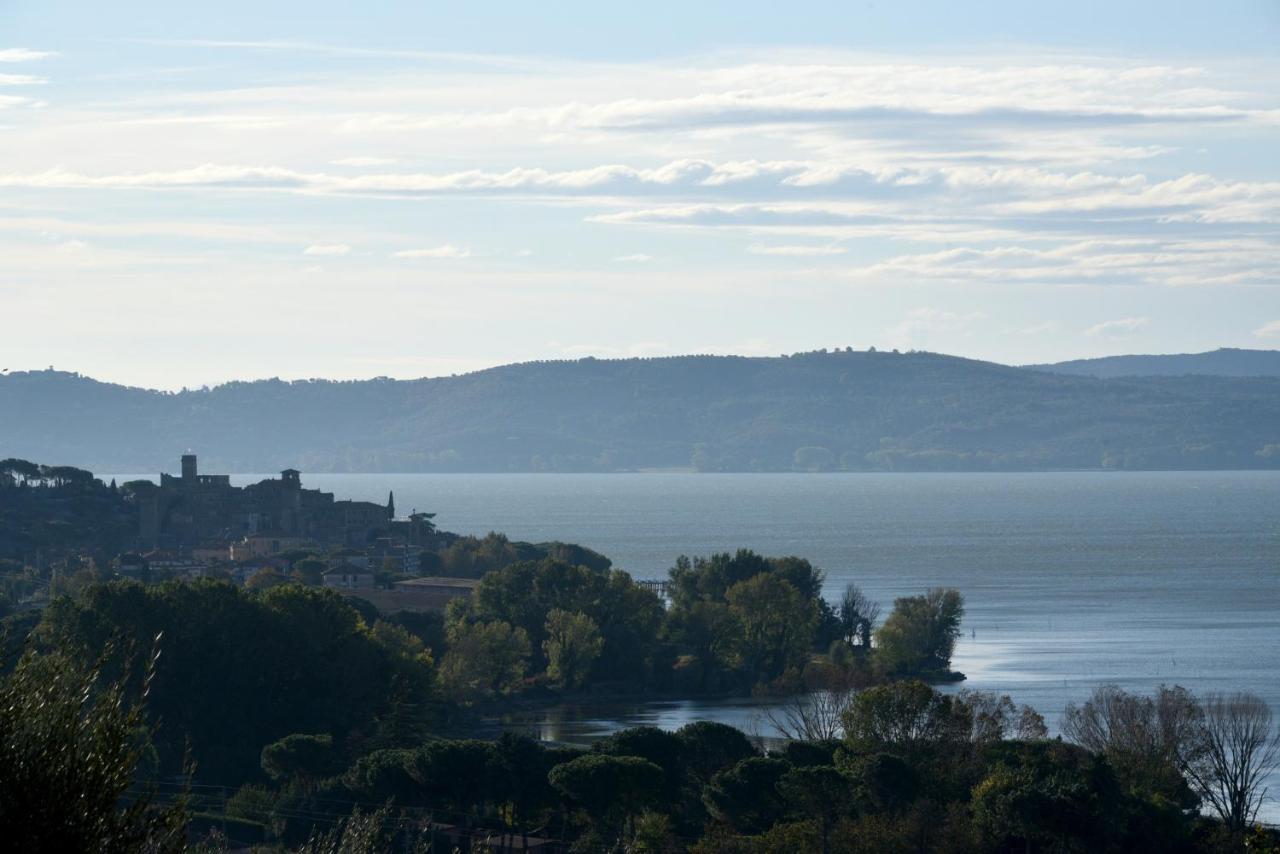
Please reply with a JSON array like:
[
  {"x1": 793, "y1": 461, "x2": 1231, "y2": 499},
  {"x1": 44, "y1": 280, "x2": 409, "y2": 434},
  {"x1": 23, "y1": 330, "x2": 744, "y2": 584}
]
[
  {"x1": 1177, "y1": 692, "x2": 1280, "y2": 835},
  {"x1": 767, "y1": 686, "x2": 856, "y2": 742},
  {"x1": 956, "y1": 690, "x2": 1048, "y2": 743},
  {"x1": 1063, "y1": 684, "x2": 1205, "y2": 800},
  {"x1": 838, "y1": 584, "x2": 880, "y2": 651}
]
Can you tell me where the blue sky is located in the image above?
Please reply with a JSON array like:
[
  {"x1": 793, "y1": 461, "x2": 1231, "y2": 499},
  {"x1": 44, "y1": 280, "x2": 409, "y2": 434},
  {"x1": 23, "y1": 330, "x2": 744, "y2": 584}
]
[{"x1": 2, "y1": 1, "x2": 1278, "y2": 388}]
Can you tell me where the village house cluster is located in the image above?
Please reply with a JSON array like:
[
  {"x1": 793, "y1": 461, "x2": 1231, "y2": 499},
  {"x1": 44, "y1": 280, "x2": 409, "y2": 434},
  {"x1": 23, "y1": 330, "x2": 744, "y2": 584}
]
[{"x1": 110, "y1": 455, "x2": 477, "y2": 612}]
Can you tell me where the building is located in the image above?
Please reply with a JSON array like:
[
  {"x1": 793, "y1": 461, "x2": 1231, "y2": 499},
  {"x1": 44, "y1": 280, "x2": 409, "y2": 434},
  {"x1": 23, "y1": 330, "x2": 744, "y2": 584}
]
[
  {"x1": 322, "y1": 564, "x2": 376, "y2": 590},
  {"x1": 137, "y1": 455, "x2": 393, "y2": 552},
  {"x1": 229, "y1": 534, "x2": 319, "y2": 561}
]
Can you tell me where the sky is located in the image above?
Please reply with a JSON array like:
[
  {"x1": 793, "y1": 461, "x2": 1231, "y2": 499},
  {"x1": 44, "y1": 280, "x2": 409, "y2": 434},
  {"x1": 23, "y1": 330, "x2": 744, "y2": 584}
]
[{"x1": 1, "y1": 0, "x2": 1278, "y2": 390}]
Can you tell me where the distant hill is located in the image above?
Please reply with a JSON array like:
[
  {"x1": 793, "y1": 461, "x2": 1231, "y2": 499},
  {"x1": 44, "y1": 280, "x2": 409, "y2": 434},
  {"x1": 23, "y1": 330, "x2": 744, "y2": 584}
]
[
  {"x1": 1027, "y1": 348, "x2": 1280, "y2": 379},
  {"x1": 2, "y1": 350, "x2": 1279, "y2": 473}
]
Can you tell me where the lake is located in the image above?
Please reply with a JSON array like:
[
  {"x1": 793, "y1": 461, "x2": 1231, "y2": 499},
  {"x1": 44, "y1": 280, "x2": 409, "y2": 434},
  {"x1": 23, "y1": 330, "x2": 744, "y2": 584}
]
[{"x1": 119, "y1": 470, "x2": 1280, "y2": 812}]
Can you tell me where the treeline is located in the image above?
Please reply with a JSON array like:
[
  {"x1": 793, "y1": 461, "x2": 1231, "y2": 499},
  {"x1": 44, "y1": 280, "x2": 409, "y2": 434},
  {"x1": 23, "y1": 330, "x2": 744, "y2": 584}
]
[
  {"x1": 5, "y1": 351, "x2": 1280, "y2": 472},
  {"x1": 3, "y1": 643, "x2": 1277, "y2": 853},
  {"x1": 0, "y1": 460, "x2": 135, "y2": 601},
  {"x1": 7, "y1": 550, "x2": 963, "y2": 787},
  {"x1": 445, "y1": 549, "x2": 965, "y2": 702}
]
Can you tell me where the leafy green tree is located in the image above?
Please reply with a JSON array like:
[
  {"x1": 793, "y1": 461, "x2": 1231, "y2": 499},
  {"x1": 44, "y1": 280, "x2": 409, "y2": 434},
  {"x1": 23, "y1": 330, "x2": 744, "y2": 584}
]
[
  {"x1": 874, "y1": 588, "x2": 965, "y2": 675},
  {"x1": 702, "y1": 756, "x2": 791, "y2": 834},
  {"x1": 543, "y1": 608, "x2": 604, "y2": 689},
  {"x1": 291, "y1": 557, "x2": 327, "y2": 586},
  {"x1": 0, "y1": 648, "x2": 187, "y2": 852},
  {"x1": 549, "y1": 753, "x2": 665, "y2": 843},
  {"x1": 676, "y1": 721, "x2": 759, "y2": 789},
  {"x1": 725, "y1": 573, "x2": 819, "y2": 683},
  {"x1": 493, "y1": 732, "x2": 559, "y2": 844},
  {"x1": 437, "y1": 619, "x2": 530, "y2": 703},
  {"x1": 593, "y1": 726, "x2": 686, "y2": 804},
  {"x1": 42, "y1": 579, "x2": 414, "y2": 783},
  {"x1": 664, "y1": 600, "x2": 740, "y2": 689},
  {"x1": 471, "y1": 557, "x2": 662, "y2": 685},
  {"x1": 841, "y1": 679, "x2": 971, "y2": 759},
  {"x1": 972, "y1": 740, "x2": 1124, "y2": 853},
  {"x1": 245, "y1": 566, "x2": 287, "y2": 590},
  {"x1": 342, "y1": 748, "x2": 422, "y2": 806},
  {"x1": 410, "y1": 739, "x2": 499, "y2": 823},
  {"x1": 260, "y1": 733, "x2": 342, "y2": 791},
  {"x1": 778, "y1": 765, "x2": 855, "y2": 854}
]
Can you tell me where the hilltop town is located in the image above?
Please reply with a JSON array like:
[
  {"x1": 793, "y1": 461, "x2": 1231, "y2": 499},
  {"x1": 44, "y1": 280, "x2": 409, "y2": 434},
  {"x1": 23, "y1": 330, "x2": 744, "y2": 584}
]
[{"x1": 0, "y1": 455, "x2": 609, "y2": 617}]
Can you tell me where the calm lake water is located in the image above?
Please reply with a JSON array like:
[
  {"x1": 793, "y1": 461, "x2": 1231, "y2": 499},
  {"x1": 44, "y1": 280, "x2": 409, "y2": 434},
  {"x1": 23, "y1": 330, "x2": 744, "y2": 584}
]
[{"x1": 121, "y1": 470, "x2": 1280, "y2": 813}]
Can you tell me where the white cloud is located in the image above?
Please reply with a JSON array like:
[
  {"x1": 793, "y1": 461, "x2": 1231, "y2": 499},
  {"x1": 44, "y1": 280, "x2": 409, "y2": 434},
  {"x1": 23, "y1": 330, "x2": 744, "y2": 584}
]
[
  {"x1": 614, "y1": 253, "x2": 652, "y2": 263},
  {"x1": 748, "y1": 244, "x2": 846, "y2": 256},
  {"x1": 1253, "y1": 320, "x2": 1280, "y2": 339},
  {"x1": 888, "y1": 307, "x2": 986, "y2": 344},
  {"x1": 302, "y1": 243, "x2": 351, "y2": 256},
  {"x1": 0, "y1": 74, "x2": 45, "y2": 85},
  {"x1": 0, "y1": 49, "x2": 54, "y2": 63},
  {"x1": 331, "y1": 156, "x2": 398, "y2": 166},
  {"x1": 393, "y1": 244, "x2": 471, "y2": 259},
  {"x1": 1085, "y1": 317, "x2": 1150, "y2": 337}
]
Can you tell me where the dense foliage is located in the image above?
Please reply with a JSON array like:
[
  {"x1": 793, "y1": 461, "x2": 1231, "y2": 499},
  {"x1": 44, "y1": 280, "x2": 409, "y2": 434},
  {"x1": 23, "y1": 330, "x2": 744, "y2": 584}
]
[
  {"x1": 0, "y1": 460, "x2": 135, "y2": 563},
  {"x1": 4, "y1": 350, "x2": 1280, "y2": 472},
  {"x1": 2, "y1": 568, "x2": 1277, "y2": 851},
  {"x1": 39, "y1": 580, "x2": 438, "y2": 784}
]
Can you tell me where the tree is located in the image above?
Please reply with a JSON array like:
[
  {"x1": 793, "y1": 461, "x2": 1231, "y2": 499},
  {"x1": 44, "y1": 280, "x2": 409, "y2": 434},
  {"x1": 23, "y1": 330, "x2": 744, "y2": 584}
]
[
  {"x1": 972, "y1": 740, "x2": 1123, "y2": 853},
  {"x1": 841, "y1": 679, "x2": 971, "y2": 758},
  {"x1": 593, "y1": 726, "x2": 685, "y2": 802},
  {"x1": 676, "y1": 721, "x2": 759, "y2": 788},
  {"x1": 1179, "y1": 691, "x2": 1280, "y2": 836},
  {"x1": 437, "y1": 619, "x2": 530, "y2": 703},
  {"x1": 542, "y1": 609, "x2": 604, "y2": 690},
  {"x1": 725, "y1": 573, "x2": 819, "y2": 683},
  {"x1": 410, "y1": 739, "x2": 499, "y2": 822},
  {"x1": 767, "y1": 685, "x2": 855, "y2": 742},
  {"x1": 291, "y1": 557, "x2": 327, "y2": 586},
  {"x1": 260, "y1": 733, "x2": 342, "y2": 791},
  {"x1": 245, "y1": 566, "x2": 287, "y2": 590},
  {"x1": 702, "y1": 756, "x2": 791, "y2": 834},
  {"x1": 838, "y1": 583, "x2": 880, "y2": 651},
  {"x1": 0, "y1": 647, "x2": 187, "y2": 851},
  {"x1": 778, "y1": 766, "x2": 855, "y2": 854},
  {"x1": 1062, "y1": 684, "x2": 1202, "y2": 805},
  {"x1": 549, "y1": 754, "x2": 664, "y2": 843},
  {"x1": 874, "y1": 588, "x2": 964, "y2": 675},
  {"x1": 957, "y1": 690, "x2": 1047, "y2": 743}
]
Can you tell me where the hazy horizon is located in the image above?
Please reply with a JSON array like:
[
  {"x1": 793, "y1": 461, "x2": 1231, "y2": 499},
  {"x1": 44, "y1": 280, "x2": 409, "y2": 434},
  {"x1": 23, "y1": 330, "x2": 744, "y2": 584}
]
[
  {"x1": 7, "y1": 344, "x2": 1279, "y2": 393},
  {"x1": 2, "y1": 0, "x2": 1278, "y2": 390}
]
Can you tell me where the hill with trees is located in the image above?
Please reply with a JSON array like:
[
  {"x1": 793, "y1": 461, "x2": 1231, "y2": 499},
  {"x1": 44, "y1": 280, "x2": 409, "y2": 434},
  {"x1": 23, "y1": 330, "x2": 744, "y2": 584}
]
[
  {"x1": 1027, "y1": 347, "x2": 1280, "y2": 379},
  {"x1": 3, "y1": 349, "x2": 1279, "y2": 472}
]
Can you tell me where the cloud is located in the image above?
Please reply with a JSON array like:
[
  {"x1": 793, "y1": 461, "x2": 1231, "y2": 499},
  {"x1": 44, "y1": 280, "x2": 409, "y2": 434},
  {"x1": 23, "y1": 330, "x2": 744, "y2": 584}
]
[
  {"x1": 1085, "y1": 317, "x2": 1150, "y2": 337},
  {"x1": 302, "y1": 243, "x2": 351, "y2": 256},
  {"x1": 0, "y1": 74, "x2": 45, "y2": 85},
  {"x1": 0, "y1": 49, "x2": 54, "y2": 63},
  {"x1": 331, "y1": 156, "x2": 398, "y2": 166},
  {"x1": 1253, "y1": 320, "x2": 1280, "y2": 339},
  {"x1": 888, "y1": 307, "x2": 986, "y2": 344},
  {"x1": 393, "y1": 245, "x2": 471, "y2": 259},
  {"x1": 614, "y1": 253, "x2": 652, "y2": 263},
  {"x1": 748, "y1": 244, "x2": 845, "y2": 256}
]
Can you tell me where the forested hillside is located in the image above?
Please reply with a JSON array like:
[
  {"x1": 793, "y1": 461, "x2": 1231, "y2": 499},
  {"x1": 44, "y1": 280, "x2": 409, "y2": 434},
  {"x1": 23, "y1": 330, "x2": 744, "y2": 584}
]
[
  {"x1": 2, "y1": 350, "x2": 1279, "y2": 472},
  {"x1": 1028, "y1": 347, "x2": 1280, "y2": 378}
]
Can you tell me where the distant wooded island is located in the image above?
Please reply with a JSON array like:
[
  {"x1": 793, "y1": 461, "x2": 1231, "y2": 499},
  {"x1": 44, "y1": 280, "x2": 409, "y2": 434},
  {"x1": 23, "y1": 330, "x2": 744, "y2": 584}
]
[{"x1": 2, "y1": 348, "x2": 1279, "y2": 473}]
